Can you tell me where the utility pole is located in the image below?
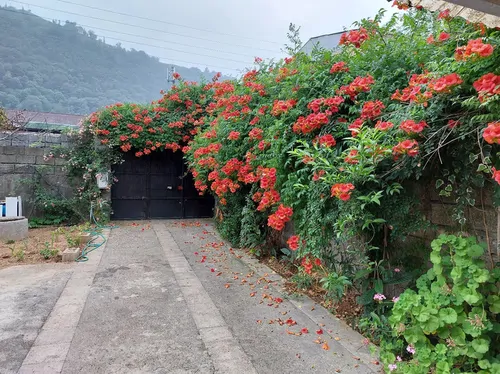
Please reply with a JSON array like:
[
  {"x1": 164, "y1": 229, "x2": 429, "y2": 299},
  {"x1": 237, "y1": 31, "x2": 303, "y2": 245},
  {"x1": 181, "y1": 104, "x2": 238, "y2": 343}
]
[{"x1": 166, "y1": 65, "x2": 176, "y2": 88}]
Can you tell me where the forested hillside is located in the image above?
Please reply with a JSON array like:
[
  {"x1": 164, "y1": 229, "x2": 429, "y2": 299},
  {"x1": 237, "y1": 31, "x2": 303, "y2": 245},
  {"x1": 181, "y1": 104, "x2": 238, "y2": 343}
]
[{"x1": 0, "y1": 6, "x2": 229, "y2": 114}]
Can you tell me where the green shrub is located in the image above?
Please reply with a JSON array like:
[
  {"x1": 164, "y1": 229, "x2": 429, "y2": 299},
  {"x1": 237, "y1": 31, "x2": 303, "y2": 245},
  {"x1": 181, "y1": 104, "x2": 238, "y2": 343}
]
[{"x1": 380, "y1": 234, "x2": 500, "y2": 373}]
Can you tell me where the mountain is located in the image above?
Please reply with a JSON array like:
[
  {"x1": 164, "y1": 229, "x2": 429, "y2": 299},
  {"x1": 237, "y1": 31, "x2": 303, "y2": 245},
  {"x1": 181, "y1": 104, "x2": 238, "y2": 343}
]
[{"x1": 0, "y1": 6, "x2": 231, "y2": 115}]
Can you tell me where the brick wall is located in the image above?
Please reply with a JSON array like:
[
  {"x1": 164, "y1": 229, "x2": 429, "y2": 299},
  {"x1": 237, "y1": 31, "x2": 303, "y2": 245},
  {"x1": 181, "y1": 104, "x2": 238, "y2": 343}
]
[{"x1": 0, "y1": 131, "x2": 72, "y2": 217}]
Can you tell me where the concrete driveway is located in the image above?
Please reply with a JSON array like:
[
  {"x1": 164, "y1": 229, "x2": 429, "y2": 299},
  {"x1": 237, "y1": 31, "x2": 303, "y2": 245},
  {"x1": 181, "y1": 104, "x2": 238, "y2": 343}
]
[{"x1": 0, "y1": 220, "x2": 379, "y2": 374}]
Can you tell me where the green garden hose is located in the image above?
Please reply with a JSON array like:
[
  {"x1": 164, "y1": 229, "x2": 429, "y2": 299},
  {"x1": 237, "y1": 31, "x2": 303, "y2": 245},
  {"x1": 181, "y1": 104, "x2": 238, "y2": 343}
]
[{"x1": 75, "y1": 204, "x2": 117, "y2": 262}]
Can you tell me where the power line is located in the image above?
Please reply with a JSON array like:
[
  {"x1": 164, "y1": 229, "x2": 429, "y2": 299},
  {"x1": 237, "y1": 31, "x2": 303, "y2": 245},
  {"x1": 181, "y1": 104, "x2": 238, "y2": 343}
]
[
  {"x1": 54, "y1": 0, "x2": 283, "y2": 45},
  {"x1": 1, "y1": 8, "x2": 256, "y2": 66},
  {"x1": 0, "y1": 7, "x2": 245, "y2": 73},
  {"x1": 0, "y1": 6, "x2": 267, "y2": 60},
  {"x1": 72, "y1": 22, "x2": 264, "y2": 59},
  {"x1": 101, "y1": 35, "x2": 251, "y2": 64},
  {"x1": 7, "y1": 0, "x2": 280, "y2": 53},
  {"x1": 157, "y1": 58, "x2": 241, "y2": 74}
]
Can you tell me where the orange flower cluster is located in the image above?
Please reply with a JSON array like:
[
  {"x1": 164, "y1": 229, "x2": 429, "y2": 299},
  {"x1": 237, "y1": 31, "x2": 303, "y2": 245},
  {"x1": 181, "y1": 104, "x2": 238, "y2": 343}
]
[
  {"x1": 267, "y1": 204, "x2": 293, "y2": 231},
  {"x1": 255, "y1": 190, "x2": 281, "y2": 211},
  {"x1": 348, "y1": 118, "x2": 364, "y2": 137},
  {"x1": 339, "y1": 75, "x2": 375, "y2": 99},
  {"x1": 330, "y1": 183, "x2": 355, "y2": 201},
  {"x1": 248, "y1": 127, "x2": 264, "y2": 140},
  {"x1": 427, "y1": 32, "x2": 450, "y2": 44},
  {"x1": 492, "y1": 167, "x2": 500, "y2": 185},
  {"x1": 455, "y1": 38, "x2": 494, "y2": 60},
  {"x1": 317, "y1": 134, "x2": 336, "y2": 147},
  {"x1": 307, "y1": 96, "x2": 344, "y2": 114},
  {"x1": 312, "y1": 170, "x2": 326, "y2": 181},
  {"x1": 193, "y1": 143, "x2": 222, "y2": 159},
  {"x1": 473, "y1": 73, "x2": 500, "y2": 101},
  {"x1": 393, "y1": 140, "x2": 419, "y2": 159},
  {"x1": 361, "y1": 100, "x2": 385, "y2": 120},
  {"x1": 227, "y1": 131, "x2": 240, "y2": 140},
  {"x1": 287, "y1": 235, "x2": 300, "y2": 251},
  {"x1": 483, "y1": 122, "x2": 500, "y2": 144},
  {"x1": 392, "y1": 73, "x2": 462, "y2": 106},
  {"x1": 399, "y1": 120, "x2": 427, "y2": 134},
  {"x1": 344, "y1": 150, "x2": 359, "y2": 164},
  {"x1": 330, "y1": 61, "x2": 349, "y2": 73},
  {"x1": 339, "y1": 28, "x2": 369, "y2": 48},
  {"x1": 301, "y1": 256, "x2": 321, "y2": 274},
  {"x1": 271, "y1": 99, "x2": 297, "y2": 116},
  {"x1": 221, "y1": 158, "x2": 243, "y2": 176},
  {"x1": 428, "y1": 73, "x2": 463, "y2": 93},
  {"x1": 293, "y1": 113, "x2": 330, "y2": 134},
  {"x1": 375, "y1": 121, "x2": 394, "y2": 131}
]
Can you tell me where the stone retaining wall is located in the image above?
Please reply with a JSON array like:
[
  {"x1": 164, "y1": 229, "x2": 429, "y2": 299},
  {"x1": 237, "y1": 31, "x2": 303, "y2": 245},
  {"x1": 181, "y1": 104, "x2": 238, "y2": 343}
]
[
  {"x1": 0, "y1": 131, "x2": 72, "y2": 217},
  {"x1": 410, "y1": 181, "x2": 499, "y2": 262}
]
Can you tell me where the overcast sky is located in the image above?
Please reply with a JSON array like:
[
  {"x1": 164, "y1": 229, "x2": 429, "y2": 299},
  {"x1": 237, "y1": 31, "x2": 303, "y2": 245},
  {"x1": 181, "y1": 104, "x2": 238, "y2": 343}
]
[{"x1": 5, "y1": 0, "x2": 396, "y2": 75}]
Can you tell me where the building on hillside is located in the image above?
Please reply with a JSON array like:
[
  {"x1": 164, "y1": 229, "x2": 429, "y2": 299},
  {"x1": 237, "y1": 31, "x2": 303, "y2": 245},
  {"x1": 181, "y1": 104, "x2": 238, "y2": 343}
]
[
  {"x1": 394, "y1": 0, "x2": 500, "y2": 26},
  {"x1": 5, "y1": 110, "x2": 85, "y2": 132},
  {"x1": 299, "y1": 31, "x2": 345, "y2": 54}
]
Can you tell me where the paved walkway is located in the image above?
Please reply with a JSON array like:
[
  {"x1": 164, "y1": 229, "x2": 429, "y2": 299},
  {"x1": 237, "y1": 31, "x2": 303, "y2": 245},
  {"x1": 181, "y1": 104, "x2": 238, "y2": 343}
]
[{"x1": 1, "y1": 220, "x2": 379, "y2": 374}]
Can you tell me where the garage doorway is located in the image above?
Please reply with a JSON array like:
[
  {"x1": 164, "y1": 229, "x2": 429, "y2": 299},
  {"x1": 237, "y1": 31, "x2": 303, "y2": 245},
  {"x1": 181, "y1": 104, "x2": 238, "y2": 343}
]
[{"x1": 111, "y1": 151, "x2": 214, "y2": 220}]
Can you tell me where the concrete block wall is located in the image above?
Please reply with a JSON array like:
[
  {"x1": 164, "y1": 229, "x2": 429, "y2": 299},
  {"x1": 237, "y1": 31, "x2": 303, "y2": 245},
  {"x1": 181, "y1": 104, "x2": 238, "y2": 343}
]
[{"x1": 0, "y1": 131, "x2": 72, "y2": 217}]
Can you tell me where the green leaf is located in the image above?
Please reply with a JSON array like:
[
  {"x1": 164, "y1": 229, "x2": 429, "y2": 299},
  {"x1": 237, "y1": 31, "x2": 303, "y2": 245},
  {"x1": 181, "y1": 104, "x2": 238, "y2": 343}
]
[
  {"x1": 374, "y1": 279, "x2": 383, "y2": 294},
  {"x1": 478, "y1": 360, "x2": 491, "y2": 369},
  {"x1": 467, "y1": 244, "x2": 484, "y2": 258},
  {"x1": 435, "y1": 179, "x2": 444, "y2": 189},
  {"x1": 416, "y1": 310, "x2": 430, "y2": 322},
  {"x1": 439, "y1": 308, "x2": 458, "y2": 324},
  {"x1": 436, "y1": 361, "x2": 450, "y2": 373},
  {"x1": 421, "y1": 315, "x2": 440, "y2": 334},
  {"x1": 430, "y1": 251, "x2": 441, "y2": 264},
  {"x1": 477, "y1": 163, "x2": 488, "y2": 173},
  {"x1": 450, "y1": 327, "x2": 466, "y2": 345},
  {"x1": 462, "y1": 289, "x2": 481, "y2": 304},
  {"x1": 487, "y1": 295, "x2": 500, "y2": 313},
  {"x1": 280, "y1": 247, "x2": 291, "y2": 256},
  {"x1": 471, "y1": 338, "x2": 489, "y2": 354},
  {"x1": 435, "y1": 343, "x2": 447, "y2": 356}
]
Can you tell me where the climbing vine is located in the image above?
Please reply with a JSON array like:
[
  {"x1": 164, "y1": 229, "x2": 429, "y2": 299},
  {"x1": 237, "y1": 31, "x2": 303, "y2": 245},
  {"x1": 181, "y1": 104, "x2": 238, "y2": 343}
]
[{"x1": 61, "y1": 7, "x2": 500, "y2": 370}]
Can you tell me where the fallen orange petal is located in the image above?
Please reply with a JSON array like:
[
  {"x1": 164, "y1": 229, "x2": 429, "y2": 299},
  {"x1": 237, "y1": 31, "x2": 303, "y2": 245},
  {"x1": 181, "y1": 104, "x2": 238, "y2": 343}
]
[
  {"x1": 322, "y1": 342, "x2": 330, "y2": 351},
  {"x1": 224, "y1": 284, "x2": 230, "y2": 289},
  {"x1": 250, "y1": 292, "x2": 256, "y2": 297}
]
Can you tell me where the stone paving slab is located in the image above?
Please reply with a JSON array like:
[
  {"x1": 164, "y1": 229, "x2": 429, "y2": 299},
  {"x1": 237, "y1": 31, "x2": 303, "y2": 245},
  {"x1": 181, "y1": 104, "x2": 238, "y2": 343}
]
[
  {"x1": 0, "y1": 264, "x2": 73, "y2": 374},
  {"x1": 61, "y1": 224, "x2": 214, "y2": 374},
  {"x1": 164, "y1": 220, "x2": 379, "y2": 374},
  {"x1": 1, "y1": 221, "x2": 380, "y2": 374},
  {"x1": 16, "y1": 231, "x2": 109, "y2": 374}
]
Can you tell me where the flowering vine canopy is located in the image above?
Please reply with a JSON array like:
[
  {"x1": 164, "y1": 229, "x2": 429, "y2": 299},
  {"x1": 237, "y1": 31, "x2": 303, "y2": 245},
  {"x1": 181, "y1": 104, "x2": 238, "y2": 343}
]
[{"x1": 73, "y1": 5, "x2": 499, "y2": 254}]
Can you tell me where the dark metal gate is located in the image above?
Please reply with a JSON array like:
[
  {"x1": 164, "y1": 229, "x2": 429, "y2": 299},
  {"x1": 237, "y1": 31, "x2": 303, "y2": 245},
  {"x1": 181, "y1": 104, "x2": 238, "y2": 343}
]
[{"x1": 111, "y1": 151, "x2": 214, "y2": 220}]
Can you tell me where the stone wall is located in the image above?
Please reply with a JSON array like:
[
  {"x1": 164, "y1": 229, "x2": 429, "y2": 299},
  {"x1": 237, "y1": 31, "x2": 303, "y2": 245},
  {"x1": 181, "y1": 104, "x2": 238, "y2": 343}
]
[
  {"x1": 399, "y1": 181, "x2": 500, "y2": 264},
  {"x1": 0, "y1": 131, "x2": 72, "y2": 217}
]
